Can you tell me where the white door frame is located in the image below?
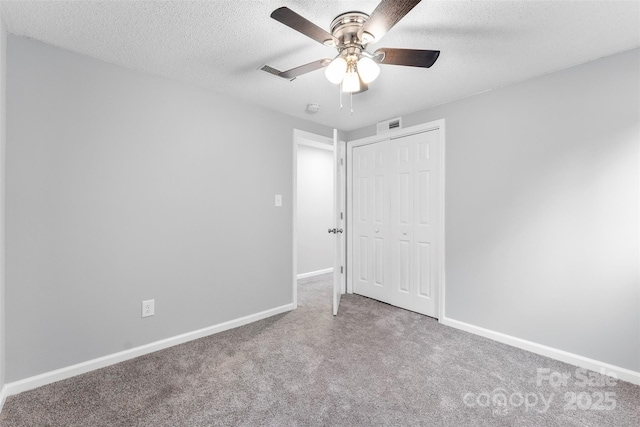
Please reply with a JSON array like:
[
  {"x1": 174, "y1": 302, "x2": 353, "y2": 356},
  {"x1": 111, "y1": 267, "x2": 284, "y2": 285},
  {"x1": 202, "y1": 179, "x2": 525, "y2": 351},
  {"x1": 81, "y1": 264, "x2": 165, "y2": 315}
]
[
  {"x1": 292, "y1": 129, "x2": 334, "y2": 309},
  {"x1": 346, "y1": 119, "x2": 446, "y2": 320}
]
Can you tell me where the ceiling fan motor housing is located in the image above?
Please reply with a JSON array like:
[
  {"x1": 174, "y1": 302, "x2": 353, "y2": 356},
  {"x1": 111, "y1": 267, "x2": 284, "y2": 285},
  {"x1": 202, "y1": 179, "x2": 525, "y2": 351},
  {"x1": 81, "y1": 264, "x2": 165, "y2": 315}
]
[{"x1": 328, "y1": 11, "x2": 372, "y2": 60}]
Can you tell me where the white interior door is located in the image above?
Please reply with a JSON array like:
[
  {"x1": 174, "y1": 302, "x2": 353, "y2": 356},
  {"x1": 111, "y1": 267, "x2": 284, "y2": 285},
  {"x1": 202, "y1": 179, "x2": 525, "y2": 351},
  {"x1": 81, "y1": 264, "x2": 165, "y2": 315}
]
[
  {"x1": 352, "y1": 140, "x2": 389, "y2": 303},
  {"x1": 332, "y1": 129, "x2": 346, "y2": 315},
  {"x1": 352, "y1": 129, "x2": 441, "y2": 317}
]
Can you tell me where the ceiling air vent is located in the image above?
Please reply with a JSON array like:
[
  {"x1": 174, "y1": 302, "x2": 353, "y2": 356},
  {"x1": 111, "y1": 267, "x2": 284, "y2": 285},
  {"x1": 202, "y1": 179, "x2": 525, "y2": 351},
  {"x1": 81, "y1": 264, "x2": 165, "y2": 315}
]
[{"x1": 377, "y1": 117, "x2": 402, "y2": 135}]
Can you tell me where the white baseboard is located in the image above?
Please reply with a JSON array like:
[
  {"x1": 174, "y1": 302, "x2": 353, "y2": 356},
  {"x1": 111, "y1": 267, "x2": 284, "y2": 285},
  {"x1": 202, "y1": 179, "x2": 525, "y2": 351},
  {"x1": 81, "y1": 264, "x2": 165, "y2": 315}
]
[
  {"x1": 0, "y1": 384, "x2": 7, "y2": 413},
  {"x1": 440, "y1": 316, "x2": 640, "y2": 386},
  {"x1": 4, "y1": 303, "x2": 294, "y2": 398},
  {"x1": 297, "y1": 267, "x2": 333, "y2": 279}
]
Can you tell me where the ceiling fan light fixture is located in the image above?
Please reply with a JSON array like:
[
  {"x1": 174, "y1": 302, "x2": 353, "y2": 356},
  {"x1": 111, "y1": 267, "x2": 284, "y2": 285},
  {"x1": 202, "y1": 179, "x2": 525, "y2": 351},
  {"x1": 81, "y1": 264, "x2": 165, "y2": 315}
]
[
  {"x1": 342, "y1": 62, "x2": 361, "y2": 93},
  {"x1": 325, "y1": 56, "x2": 347, "y2": 84},
  {"x1": 357, "y1": 56, "x2": 380, "y2": 83}
]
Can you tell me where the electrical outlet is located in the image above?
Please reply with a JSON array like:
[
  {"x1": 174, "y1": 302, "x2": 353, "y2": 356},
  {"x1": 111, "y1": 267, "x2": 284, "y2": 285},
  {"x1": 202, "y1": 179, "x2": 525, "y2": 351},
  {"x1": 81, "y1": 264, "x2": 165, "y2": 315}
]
[{"x1": 142, "y1": 299, "x2": 154, "y2": 318}]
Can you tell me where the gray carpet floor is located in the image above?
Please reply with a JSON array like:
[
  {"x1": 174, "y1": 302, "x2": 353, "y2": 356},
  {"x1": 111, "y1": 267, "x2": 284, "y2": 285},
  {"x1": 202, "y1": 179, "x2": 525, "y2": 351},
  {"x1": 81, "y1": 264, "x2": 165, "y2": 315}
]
[{"x1": 0, "y1": 273, "x2": 638, "y2": 426}]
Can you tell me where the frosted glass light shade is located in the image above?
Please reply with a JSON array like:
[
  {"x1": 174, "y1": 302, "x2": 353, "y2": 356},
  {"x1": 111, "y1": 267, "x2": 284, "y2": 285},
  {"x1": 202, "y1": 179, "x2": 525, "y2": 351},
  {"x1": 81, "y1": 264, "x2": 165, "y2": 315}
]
[
  {"x1": 357, "y1": 56, "x2": 380, "y2": 84},
  {"x1": 325, "y1": 57, "x2": 347, "y2": 84},
  {"x1": 342, "y1": 69, "x2": 361, "y2": 93}
]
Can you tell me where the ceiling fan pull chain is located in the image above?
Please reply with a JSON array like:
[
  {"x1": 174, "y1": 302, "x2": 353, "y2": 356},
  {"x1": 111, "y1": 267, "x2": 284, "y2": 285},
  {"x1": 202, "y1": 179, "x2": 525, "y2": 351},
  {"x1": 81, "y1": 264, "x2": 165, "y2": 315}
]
[
  {"x1": 350, "y1": 92, "x2": 354, "y2": 115},
  {"x1": 339, "y1": 83, "x2": 343, "y2": 110}
]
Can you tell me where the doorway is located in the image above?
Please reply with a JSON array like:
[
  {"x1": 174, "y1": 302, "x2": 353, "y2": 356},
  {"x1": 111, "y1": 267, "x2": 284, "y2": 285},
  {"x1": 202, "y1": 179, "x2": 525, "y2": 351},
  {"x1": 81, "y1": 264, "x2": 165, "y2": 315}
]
[{"x1": 292, "y1": 130, "x2": 334, "y2": 309}]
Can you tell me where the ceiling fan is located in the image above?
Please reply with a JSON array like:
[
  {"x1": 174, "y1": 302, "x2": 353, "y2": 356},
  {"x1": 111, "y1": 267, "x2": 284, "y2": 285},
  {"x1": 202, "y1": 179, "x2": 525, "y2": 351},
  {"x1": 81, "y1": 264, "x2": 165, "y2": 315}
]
[{"x1": 261, "y1": 0, "x2": 440, "y2": 96}]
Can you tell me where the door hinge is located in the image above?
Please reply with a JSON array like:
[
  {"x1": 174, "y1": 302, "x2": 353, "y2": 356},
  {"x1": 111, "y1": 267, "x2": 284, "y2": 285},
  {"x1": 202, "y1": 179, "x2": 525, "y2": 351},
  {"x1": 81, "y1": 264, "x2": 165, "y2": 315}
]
[
  {"x1": 340, "y1": 158, "x2": 344, "y2": 166},
  {"x1": 340, "y1": 212, "x2": 343, "y2": 220},
  {"x1": 340, "y1": 266, "x2": 344, "y2": 274}
]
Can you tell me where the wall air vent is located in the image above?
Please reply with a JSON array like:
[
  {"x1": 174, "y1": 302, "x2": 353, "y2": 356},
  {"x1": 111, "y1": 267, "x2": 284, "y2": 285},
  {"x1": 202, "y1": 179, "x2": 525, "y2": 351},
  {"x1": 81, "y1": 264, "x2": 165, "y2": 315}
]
[{"x1": 376, "y1": 117, "x2": 402, "y2": 135}]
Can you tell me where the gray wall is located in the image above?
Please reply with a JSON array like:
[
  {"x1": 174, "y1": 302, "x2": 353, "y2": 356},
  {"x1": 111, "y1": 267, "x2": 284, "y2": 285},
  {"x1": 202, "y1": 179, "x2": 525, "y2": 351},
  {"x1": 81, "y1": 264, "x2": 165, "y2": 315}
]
[
  {"x1": 5, "y1": 36, "x2": 332, "y2": 382},
  {"x1": 348, "y1": 48, "x2": 640, "y2": 371},
  {"x1": 0, "y1": 14, "x2": 6, "y2": 394},
  {"x1": 297, "y1": 144, "x2": 333, "y2": 275}
]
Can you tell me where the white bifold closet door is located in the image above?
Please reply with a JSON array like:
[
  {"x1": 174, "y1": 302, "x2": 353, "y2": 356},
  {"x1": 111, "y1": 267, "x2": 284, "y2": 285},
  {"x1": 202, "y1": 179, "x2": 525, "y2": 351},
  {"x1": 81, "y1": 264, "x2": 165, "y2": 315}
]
[{"x1": 352, "y1": 129, "x2": 440, "y2": 317}]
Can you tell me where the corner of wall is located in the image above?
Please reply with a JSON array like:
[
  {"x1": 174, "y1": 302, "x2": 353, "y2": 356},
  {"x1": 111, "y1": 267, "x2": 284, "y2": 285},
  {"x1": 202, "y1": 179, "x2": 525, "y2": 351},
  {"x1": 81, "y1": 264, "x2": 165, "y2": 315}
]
[{"x1": 0, "y1": 8, "x2": 7, "y2": 413}]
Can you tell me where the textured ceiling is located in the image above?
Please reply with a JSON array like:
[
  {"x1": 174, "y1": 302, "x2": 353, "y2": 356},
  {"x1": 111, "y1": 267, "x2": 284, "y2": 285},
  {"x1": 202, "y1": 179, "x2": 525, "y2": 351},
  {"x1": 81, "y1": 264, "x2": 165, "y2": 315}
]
[{"x1": 1, "y1": 0, "x2": 639, "y2": 131}]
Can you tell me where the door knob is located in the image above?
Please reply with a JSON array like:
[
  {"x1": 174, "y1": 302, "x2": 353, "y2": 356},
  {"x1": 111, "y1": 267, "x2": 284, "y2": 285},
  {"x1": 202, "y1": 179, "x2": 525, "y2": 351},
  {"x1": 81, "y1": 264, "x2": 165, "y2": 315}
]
[
  {"x1": 328, "y1": 228, "x2": 335, "y2": 234},
  {"x1": 403, "y1": 231, "x2": 407, "y2": 235},
  {"x1": 336, "y1": 228, "x2": 343, "y2": 234},
  {"x1": 375, "y1": 229, "x2": 379, "y2": 233}
]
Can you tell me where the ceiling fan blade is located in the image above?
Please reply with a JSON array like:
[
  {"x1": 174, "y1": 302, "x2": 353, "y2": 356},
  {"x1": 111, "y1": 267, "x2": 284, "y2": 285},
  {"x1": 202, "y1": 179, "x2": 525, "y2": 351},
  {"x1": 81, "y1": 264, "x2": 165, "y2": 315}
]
[
  {"x1": 354, "y1": 82, "x2": 369, "y2": 94},
  {"x1": 359, "y1": 0, "x2": 422, "y2": 43},
  {"x1": 278, "y1": 59, "x2": 332, "y2": 79},
  {"x1": 271, "y1": 7, "x2": 338, "y2": 46},
  {"x1": 375, "y1": 48, "x2": 440, "y2": 68}
]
